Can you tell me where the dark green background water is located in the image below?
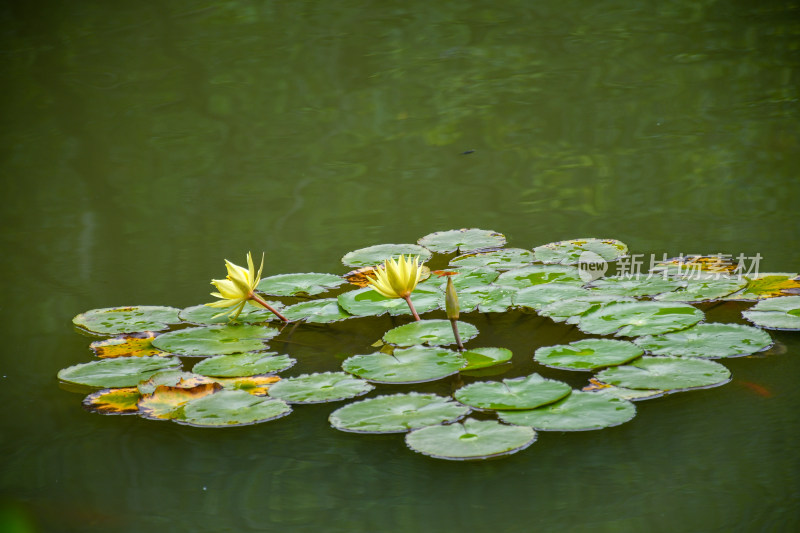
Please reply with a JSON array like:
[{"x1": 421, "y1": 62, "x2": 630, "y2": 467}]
[{"x1": 1, "y1": 1, "x2": 799, "y2": 531}]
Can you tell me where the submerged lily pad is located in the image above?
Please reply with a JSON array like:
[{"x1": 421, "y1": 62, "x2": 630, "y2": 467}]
[
  {"x1": 539, "y1": 295, "x2": 637, "y2": 324},
  {"x1": 383, "y1": 319, "x2": 479, "y2": 347},
  {"x1": 742, "y1": 296, "x2": 800, "y2": 330},
  {"x1": 281, "y1": 299, "x2": 351, "y2": 323},
  {"x1": 83, "y1": 387, "x2": 141, "y2": 415},
  {"x1": 495, "y1": 265, "x2": 583, "y2": 289},
  {"x1": 151, "y1": 324, "x2": 279, "y2": 357},
  {"x1": 175, "y1": 389, "x2": 292, "y2": 427},
  {"x1": 337, "y1": 287, "x2": 441, "y2": 317},
  {"x1": 653, "y1": 277, "x2": 747, "y2": 302},
  {"x1": 577, "y1": 301, "x2": 704, "y2": 337},
  {"x1": 90, "y1": 332, "x2": 165, "y2": 358},
  {"x1": 58, "y1": 356, "x2": 182, "y2": 388},
  {"x1": 461, "y1": 347, "x2": 513, "y2": 371},
  {"x1": 405, "y1": 418, "x2": 536, "y2": 461},
  {"x1": 329, "y1": 392, "x2": 470, "y2": 434},
  {"x1": 454, "y1": 373, "x2": 571, "y2": 410},
  {"x1": 179, "y1": 303, "x2": 284, "y2": 325},
  {"x1": 450, "y1": 249, "x2": 535, "y2": 270},
  {"x1": 513, "y1": 283, "x2": 592, "y2": 310},
  {"x1": 533, "y1": 238, "x2": 628, "y2": 265},
  {"x1": 267, "y1": 372, "x2": 374, "y2": 404},
  {"x1": 534, "y1": 339, "x2": 644, "y2": 370},
  {"x1": 596, "y1": 356, "x2": 731, "y2": 391},
  {"x1": 417, "y1": 228, "x2": 506, "y2": 254},
  {"x1": 634, "y1": 323, "x2": 772, "y2": 358},
  {"x1": 588, "y1": 275, "x2": 686, "y2": 297},
  {"x1": 73, "y1": 306, "x2": 182, "y2": 335},
  {"x1": 725, "y1": 273, "x2": 800, "y2": 300},
  {"x1": 256, "y1": 272, "x2": 347, "y2": 296},
  {"x1": 342, "y1": 346, "x2": 466, "y2": 384},
  {"x1": 458, "y1": 286, "x2": 515, "y2": 313},
  {"x1": 498, "y1": 391, "x2": 636, "y2": 431},
  {"x1": 138, "y1": 382, "x2": 223, "y2": 420},
  {"x1": 341, "y1": 244, "x2": 432, "y2": 268},
  {"x1": 192, "y1": 352, "x2": 295, "y2": 377}
]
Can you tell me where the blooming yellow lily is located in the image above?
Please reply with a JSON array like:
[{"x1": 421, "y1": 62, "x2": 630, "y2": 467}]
[
  {"x1": 205, "y1": 252, "x2": 288, "y2": 322},
  {"x1": 367, "y1": 255, "x2": 423, "y2": 320}
]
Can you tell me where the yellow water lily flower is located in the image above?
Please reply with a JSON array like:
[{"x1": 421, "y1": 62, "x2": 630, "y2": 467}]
[
  {"x1": 367, "y1": 255, "x2": 423, "y2": 320},
  {"x1": 205, "y1": 252, "x2": 288, "y2": 322}
]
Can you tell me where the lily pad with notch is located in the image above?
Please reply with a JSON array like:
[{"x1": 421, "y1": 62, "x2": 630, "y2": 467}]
[
  {"x1": 532, "y1": 238, "x2": 628, "y2": 265},
  {"x1": 513, "y1": 283, "x2": 593, "y2": 310},
  {"x1": 338, "y1": 287, "x2": 442, "y2": 317},
  {"x1": 137, "y1": 370, "x2": 213, "y2": 395},
  {"x1": 192, "y1": 352, "x2": 295, "y2": 377},
  {"x1": 341, "y1": 244, "x2": 432, "y2": 268},
  {"x1": 90, "y1": 332, "x2": 165, "y2": 358},
  {"x1": 211, "y1": 375, "x2": 280, "y2": 396},
  {"x1": 267, "y1": 372, "x2": 374, "y2": 404},
  {"x1": 596, "y1": 356, "x2": 731, "y2": 392},
  {"x1": 383, "y1": 319, "x2": 479, "y2": 347},
  {"x1": 73, "y1": 306, "x2": 182, "y2": 335},
  {"x1": 58, "y1": 356, "x2": 183, "y2": 388},
  {"x1": 450, "y1": 249, "x2": 535, "y2": 270},
  {"x1": 138, "y1": 382, "x2": 223, "y2": 420},
  {"x1": 577, "y1": 301, "x2": 704, "y2": 337},
  {"x1": 179, "y1": 303, "x2": 284, "y2": 325},
  {"x1": 461, "y1": 347, "x2": 513, "y2": 371},
  {"x1": 498, "y1": 391, "x2": 636, "y2": 431},
  {"x1": 534, "y1": 339, "x2": 644, "y2": 371},
  {"x1": 582, "y1": 378, "x2": 664, "y2": 401},
  {"x1": 653, "y1": 276, "x2": 747, "y2": 302},
  {"x1": 282, "y1": 299, "x2": 352, "y2": 323},
  {"x1": 417, "y1": 228, "x2": 506, "y2": 254},
  {"x1": 457, "y1": 286, "x2": 515, "y2": 313},
  {"x1": 342, "y1": 346, "x2": 466, "y2": 384},
  {"x1": 256, "y1": 272, "x2": 347, "y2": 296},
  {"x1": 633, "y1": 323, "x2": 772, "y2": 358},
  {"x1": 151, "y1": 324, "x2": 280, "y2": 357},
  {"x1": 588, "y1": 275, "x2": 686, "y2": 297},
  {"x1": 454, "y1": 373, "x2": 571, "y2": 410},
  {"x1": 174, "y1": 389, "x2": 292, "y2": 427},
  {"x1": 428, "y1": 267, "x2": 499, "y2": 291},
  {"x1": 495, "y1": 265, "x2": 583, "y2": 289},
  {"x1": 405, "y1": 418, "x2": 536, "y2": 461},
  {"x1": 539, "y1": 295, "x2": 637, "y2": 324},
  {"x1": 742, "y1": 296, "x2": 800, "y2": 330}
]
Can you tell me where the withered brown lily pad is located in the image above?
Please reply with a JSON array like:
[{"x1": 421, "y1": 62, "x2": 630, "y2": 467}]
[
  {"x1": 725, "y1": 273, "x2": 800, "y2": 300},
  {"x1": 138, "y1": 382, "x2": 223, "y2": 420},
  {"x1": 211, "y1": 375, "x2": 281, "y2": 396},
  {"x1": 90, "y1": 332, "x2": 165, "y2": 359},
  {"x1": 83, "y1": 387, "x2": 142, "y2": 415}
]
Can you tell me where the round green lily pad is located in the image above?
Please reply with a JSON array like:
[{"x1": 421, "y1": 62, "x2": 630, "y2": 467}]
[
  {"x1": 534, "y1": 339, "x2": 644, "y2": 370},
  {"x1": 179, "y1": 303, "x2": 284, "y2": 325},
  {"x1": 450, "y1": 249, "x2": 535, "y2": 270},
  {"x1": 58, "y1": 356, "x2": 182, "y2": 388},
  {"x1": 633, "y1": 323, "x2": 772, "y2": 358},
  {"x1": 458, "y1": 286, "x2": 515, "y2": 313},
  {"x1": 725, "y1": 272, "x2": 800, "y2": 300},
  {"x1": 596, "y1": 356, "x2": 731, "y2": 391},
  {"x1": 175, "y1": 389, "x2": 292, "y2": 427},
  {"x1": 383, "y1": 319, "x2": 479, "y2": 347},
  {"x1": 588, "y1": 275, "x2": 686, "y2": 297},
  {"x1": 539, "y1": 295, "x2": 636, "y2": 324},
  {"x1": 742, "y1": 296, "x2": 800, "y2": 330},
  {"x1": 329, "y1": 392, "x2": 470, "y2": 434},
  {"x1": 341, "y1": 244, "x2": 432, "y2": 268},
  {"x1": 454, "y1": 373, "x2": 571, "y2": 410},
  {"x1": 417, "y1": 228, "x2": 506, "y2": 254},
  {"x1": 337, "y1": 287, "x2": 441, "y2": 317},
  {"x1": 73, "y1": 306, "x2": 182, "y2": 335},
  {"x1": 342, "y1": 346, "x2": 466, "y2": 384},
  {"x1": 281, "y1": 299, "x2": 352, "y2": 323},
  {"x1": 533, "y1": 238, "x2": 628, "y2": 265},
  {"x1": 498, "y1": 391, "x2": 636, "y2": 431},
  {"x1": 495, "y1": 265, "x2": 583, "y2": 289},
  {"x1": 256, "y1": 272, "x2": 347, "y2": 296},
  {"x1": 267, "y1": 372, "x2": 374, "y2": 404},
  {"x1": 428, "y1": 267, "x2": 499, "y2": 291},
  {"x1": 405, "y1": 418, "x2": 536, "y2": 461},
  {"x1": 151, "y1": 324, "x2": 280, "y2": 357},
  {"x1": 513, "y1": 283, "x2": 592, "y2": 310},
  {"x1": 191, "y1": 352, "x2": 295, "y2": 377},
  {"x1": 653, "y1": 276, "x2": 746, "y2": 302},
  {"x1": 462, "y1": 347, "x2": 513, "y2": 371},
  {"x1": 577, "y1": 301, "x2": 704, "y2": 337}
]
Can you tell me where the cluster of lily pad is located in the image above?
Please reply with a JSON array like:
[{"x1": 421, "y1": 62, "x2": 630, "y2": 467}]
[{"x1": 62, "y1": 229, "x2": 800, "y2": 460}]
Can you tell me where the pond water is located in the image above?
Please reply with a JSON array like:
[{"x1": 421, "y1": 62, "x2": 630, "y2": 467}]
[{"x1": 1, "y1": 1, "x2": 799, "y2": 531}]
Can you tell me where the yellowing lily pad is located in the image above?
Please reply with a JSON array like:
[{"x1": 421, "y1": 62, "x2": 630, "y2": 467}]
[
  {"x1": 454, "y1": 374, "x2": 571, "y2": 410},
  {"x1": 90, "y1": 332, "x2": 165, "y2": 359},
  {"x1": 341, "y1": 244, "x2": 432, "y2": 268},
  {"x1": 191, "y1": 352, "x2": 295, "y2": 377},
  {"x1": 461, "y1": 347, "x2": 513, "y2": 371},
  {"x1": 342, "y1": 346, "x2": 466, "y2": 384},
  {"x1": 256, "y1": 272, "x2": 346, "y2": 296},
  {"x1": 338, "y1": 287, "x2": 441, "y2": 317},
  {"x1": 383, "y1": 319, "x2": 479, "y2": 347},
  {"x1": 596, "y1": 356, "x2": 731, "y2": 392},
  {"x1": 138, "y1": 382, "x2": 223, "y2": 420},
  {"x1": 82, "y1": 387, "x2": 141, "y2": 415},
  {"x1": 498, "y1": 391, "x2": 636, "y2": 431},
  {"x1": 725, "y1": 273, "x2": 800, "y2": 300},
  {"x1": 534, "y1": 339, "x2": 644, "y2": 371},
  {"x1": 577, "y1": 301, "x2": 704, "y2": 337},
  {"x1": 495, "y1": 265, "x2": 583, "y2": 289},
  {"x1": 58, "y1": 356, "x2": 183, "y2": 388},
  {"x1": 175, "y1": 389, "x2": 292, "y2": 427},
  {"x1": 405, "y1": 418, "x2": 536, "y2": 461},
  {"x1": 151, "y1": 324, "x2": 280, "y2": 357},
  {"x1": 633, "y1": 323, "x2": 772, "y2": 358},
  {"x1": 742, "y1": 296, "x2": 800, "y2": 330},
  {"x1": 513, "y1": 283, "x2": 592, "y2": 310},
  {"x1": 137, "y1": 370, "x2": 213, "y2": 395},
  {"x1": 533, "y1": 238, "x2": 628, "y2": 265},
  {"x1": 267, "y1": 372, "x2": 374, "y2": 403},
  {"x1": 450, "y1": 249, "x2": 535, "y2": 270},
  {"x1": 179, "y1": 303, "x2": 284, "y2": 325},
  {"x1": 281, "y1": 299, "x2": 352, "y2": 323},
  {"x1": 211, "y1": 375, "x2": 280, "y2": 395},
  {"x1": 417, "y1": 228, "x2": 506, "y2": 254},
  {"x1": 649, "y1": 255, "x2": 737, "y2": 277},
  {"x1": 73, "y1": 306, "x2": 182, "y2": 335}
]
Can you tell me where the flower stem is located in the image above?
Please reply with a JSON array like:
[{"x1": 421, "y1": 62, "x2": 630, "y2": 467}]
[
  {"x1": 403, "y1": 295, "x2": 421, "y2": 321},
  {"x1": 251, "y1": 293, "x2": 290, "y2": 323},
  {"x1": 450, "y1": 318, "x2": 464, "y2": 351}
]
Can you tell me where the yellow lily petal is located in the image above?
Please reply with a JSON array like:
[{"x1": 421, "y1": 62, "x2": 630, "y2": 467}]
[{"x1": 212, "y1": 278, "x2": 245, "y2": 300}]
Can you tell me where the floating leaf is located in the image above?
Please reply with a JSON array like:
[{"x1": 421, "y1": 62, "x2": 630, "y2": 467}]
[
  {"x1": 337, "y1": 287, "x2": 441, "y2": 317},
  {"x1": 417, "y1": 228, "x2": 506, "y2": 254},
  {"x1": 426, "y1": 267, "x2": 500, "y2": 291},
  {"x1": 588, "y1": 275, "x2": 686, "y2": 297},
  {"x1": 175, "y1": 389, "x2": 292, "y2": 427},
  {"x1": 383, "y1": 319, "x2": 479, "y2": 347},
  {"x1": 450, "y1": 249, "x2": 535, "y2": 270},
  {"x1": 458, "y1": 286, "x2": 515, "y2": 313},
  {"x1": 653, "y1": 276, "x2": 746, "y2": 302},
  {"x1": 179, "y1": 303, "x2": 283, "y2": 325},
  {"x1": 267, "y1": 372, "x2": 374, "y2": 404},
  {"x1": 90, "y1": 332, "x2": 165, "y2": 358},
  {"x1": 495, "y1": 265, "x2": 583, "y2": 289},
  {"x1": 329, "y1": 392, "x2": 470, "y2": 434},
  {"x1": 596, "y1": 356, "x2": 731, "y2": 391},
  {"x1": 58, "y1": 356, "x2": 182, "y2": 388},
  {"x1": 513, "y1": 283, "x2": 592, "y2": 310},
  {"x1": 281, "y1": 299, "x2": 352, "y2": 323},
  {"x1": 462, "y1": 347, "x2": 513, "y2": 371},
  {"x1": 725, "y1": 273, "x2": 800, "y2": 300},
  {"x1": 533, "y1": 238, "x2": 628, "y2": 265},
  {"x1": 454, "y1": 373, "x2": 571, "y2": 410},
  {"x1": 151, "y1": 324, "x2": 279, "y2": 357},
  {"x1": 137, "y1": 370, "x2": 212, "y2": 395},
  {"x1": 72, "y1": 306, "x2": 182, "y2": 335},
  {"x1": 650, "y1": 255, "x2": 737, "y2": 277},
  {"x1": 343, "y1": 346, "x2": 466, "y2": 384},
  {"x1": 582, "y1": 379, "x2": 664, "y2": 401},
  {"x1": 192, "y1": 352, "x2": 295, "y2": 377},
  {"x1": 83, "y1": 387, "x2": 141, "y2": 415},
  {"x1": 534, "y1": 339, "x2": 644, "y2": 370},
  {"x1": 539, "y1": 295, "x2": 637, "y2": 324},
  {"x1": 341, "y1": 244, "x2": 432, "y2": 268},
  {"x1": 138, "y1": 382, "x2": 223, "y2": 420},
  {"x1": 212, "y1": 375, "x2": 280, "y2": 396},
  {"x1": 742, "y1": 296, "x2": 800, "y2": 330},
  {"x1": 256, "y1": 273, "x2": 346, "y2": 296},
  {"x1": 405, "y1": 418, "x2": 536, "y2": 461},
  {"x1": 498, "y1": 391, "x2": 636, "y2": 431},
  {"x1": 633, "y1": 323, "x2": 772, "y2": 358},
  {"x1": 577, "y1": 301, "x2": 704, "y2": 337}
]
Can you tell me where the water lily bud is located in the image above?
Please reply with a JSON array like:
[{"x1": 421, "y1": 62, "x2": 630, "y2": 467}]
[{"x1": 445, "y1": 276, "x2": 459, "y2": 320}]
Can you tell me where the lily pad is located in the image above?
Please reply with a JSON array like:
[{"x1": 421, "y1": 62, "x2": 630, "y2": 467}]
[
  {"x1": 192, "y1": 352, "x2": 295, "y2": 377},
  {"x1": 534, "y1": 339, "x2": 644, "y2": 370},
  {"x1": 454, "y1": 373, "x2": 571, "y2": 410},
  {"x1": 513, "y1": 283, "x2": 592, "y2": 310},
  {"x1": 212, "y1": 375, "x2": 280, "y2": 396},
  {"x1": 267, "y1": 372, "x2": 374, "y2": 404},
  {"x1": 179, "y1": 303, "x2": 284, "y2": 325},
  {"x1": 450, "y1": 249, "x2": 535, "y2": 270},
  {"x1": 329, "y1": 392, "x2": 470, "y2": 434},
  {"x1": 90, "y1": 332, "x2": 165, "y2": 358},
  {"x1": 458, "y1": 286, "x2": 515, "y2": 313},
  {"x1": 428, "y1": 267, "x2": 499, "y2": 291},
  {"x1": 83, "y1": 387, "x2": 141, "y2": 415},
  {"x1": 341, "y1": 244, "x2": 432, "y2": 268},
  {"x1": 742, "y1": 296, "x2": 800, "y2": 330},
  {"x1": 498, "y1": 391, "x2": 636, "y2": 431},
  {"x1": 73, "y1": 306, "x2": 182, "y2": 335},
  {"x1": 342, "y1": 346, "x2": 466, "y2": 384},
  {"x1": 383, "y1": 319, "x2": 479, "y2": 347},
  {"x1": 151, "y1": 324, "x2": 279, "y2": 357},
  {"x1": 175, "y1": 389, "x2": 292, "y2": 427},
  {"x1": 58, "y1": 356, "x2": 182, "y2": 388},
  {"x1": 405, "y1": 418, "x2": 536, "y2": 461},
  {"x1": 417, "y1": 228, "x2": 506, "y2": 254},
  {"x1": 138, "y1": 382, "x2": 223, "y2": 420},
  {"x1": 588, "y1": 275, "x2": 686, "y2": 297},
  {"x1": 137, "y1": 370, "x2": 212, "y2": 394},
  {"x1": 725, "y1": 273, "x2": 800, "y2": 300},
  {"x1": 337, "y1": 287, "x2": 441, "y2": 317},
  {"x1": 577, "y1": 301, "x2": 704, "y2": 337},
  {"x1": 281, "y1": 299, "x2": 352, "y2": 323},
  {"x1": 596, "y1": 356, "x2": 731, "y2": 391},
  {"x1": 633, "y1": 323, "x2": 772, "y2": 358},
  {"x1": 533, "y1": 238, "x2": 628, "y2": 265},
  {"x1": 495, "y1": 265, "x2": 583, "y2": 289},
  {"x1": 582, "y1": 379, "x2": 664, "y2": 401},
  {"x1": 649, "y1": 255, "x2": 738, "y2": 277},
  {"x1": 256, "y1": 272, "x2": 346, "y2": 296},
  {"x1": 653, "y1": 276, "x2": 747, "y2": 302},
  {"x1": 461, "y1": 347, "x2": 513, "y2": 371},
  {"x1": 539, "y1": 295, "x2": 637, "y2": 324}
]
